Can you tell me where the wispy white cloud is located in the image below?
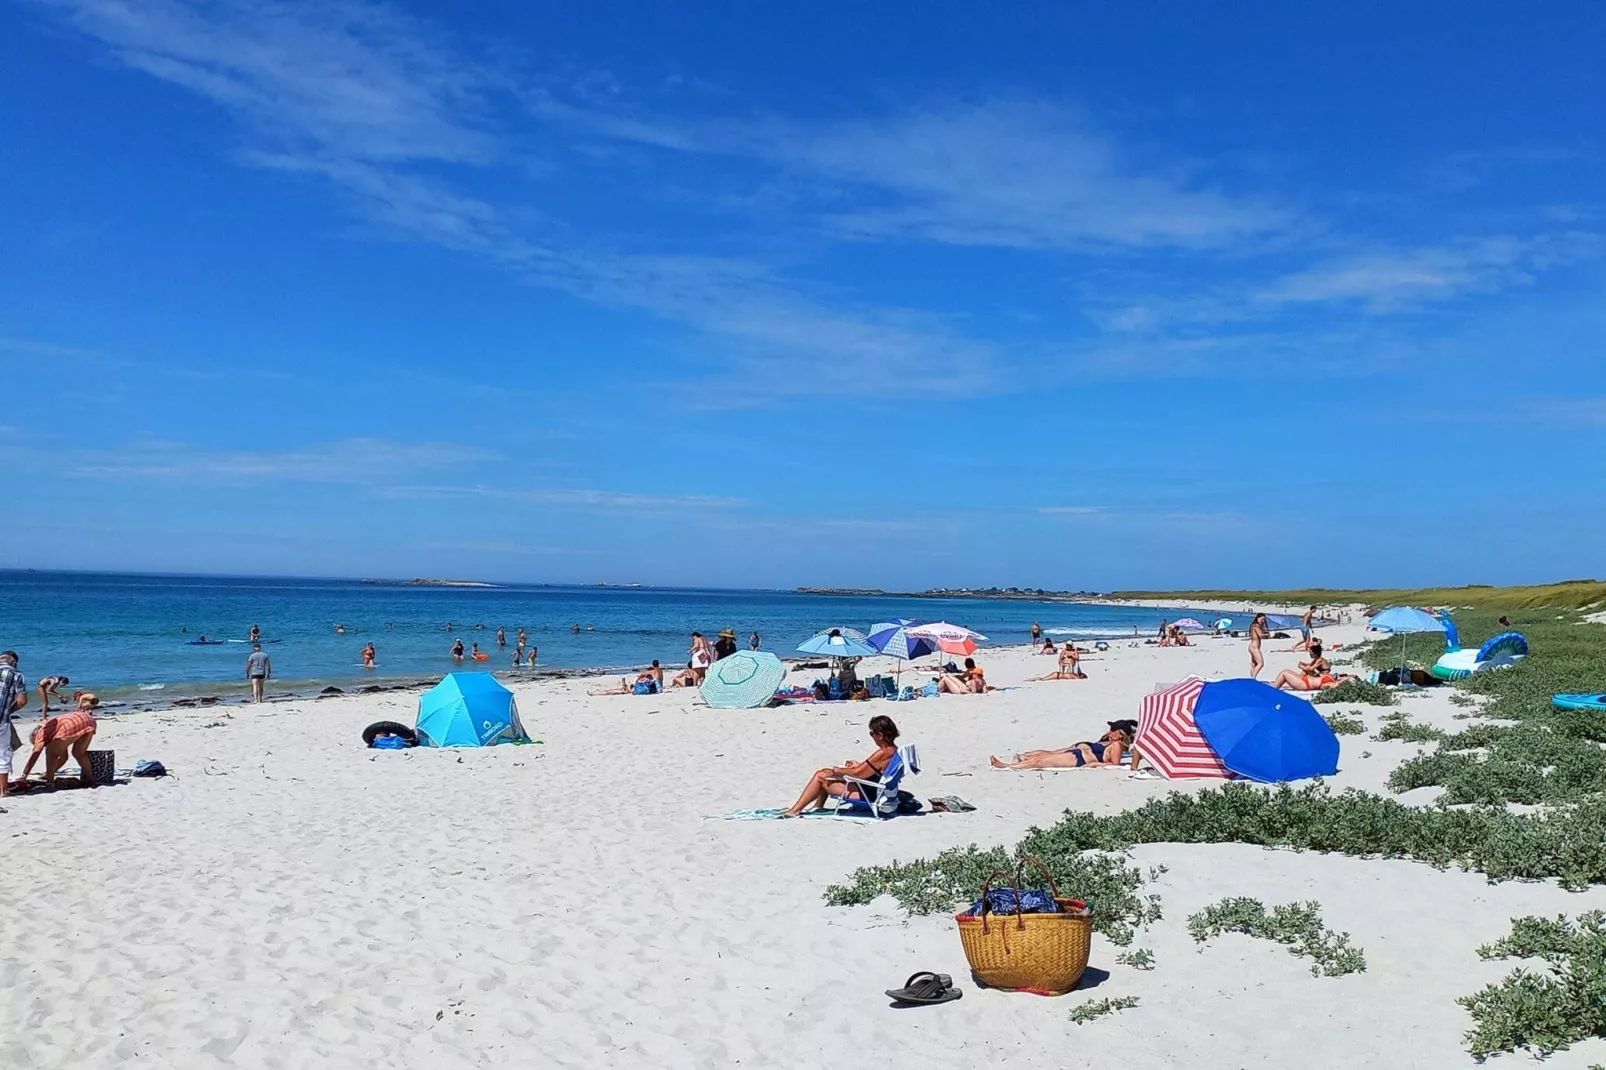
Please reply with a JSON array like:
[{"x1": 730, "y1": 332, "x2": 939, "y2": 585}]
[
  {"x1": 1036, "y1": 505, "x2": 1108, "y2": 516},
  {"x1": 1259, "y1": 233, "x2": 1603, "y2": 311},
  {"x1": 537, "y1": 96, "x2": 1293, "y2": 252},
  {"x1": 39, "y1": 0, "x2": 1000, "y2": 399},
  {"x1": 377, "y1": 483, "x2": 742, "y2": 511},
  {"x1": 43, "y1": 0, "x2": 496, "y2": 164},
  {"x1": 67, "y1": 436, "x2": 494, "y2": 483}
]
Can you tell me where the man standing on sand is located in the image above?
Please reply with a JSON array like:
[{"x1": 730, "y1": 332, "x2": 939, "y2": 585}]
[
  {"x1": 0, "y1": 651, "x2": 29, "y2": 797},
  {"x1": 245, "y1": 643, "x2": 271, "y2": 703}
]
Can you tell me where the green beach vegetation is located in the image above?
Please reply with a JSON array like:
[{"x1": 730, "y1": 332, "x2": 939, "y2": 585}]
[
  {"x1": 1186, "y1": 897, "x2": 1367, "y2": 977},
  {"x1": 1105, "y1": 578, "x2": 1606, "y2": 612},
  {"x1": 827, "y1": 604, "x2": 1606, "y2": 1058}
]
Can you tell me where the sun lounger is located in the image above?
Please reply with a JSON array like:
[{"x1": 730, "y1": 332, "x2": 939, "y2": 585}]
[{"x1": 829, "y1": 744, "x2": 920, "y2": 819}]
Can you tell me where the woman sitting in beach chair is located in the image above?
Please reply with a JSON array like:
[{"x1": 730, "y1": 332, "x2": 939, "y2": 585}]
[
  {"x1": 784, "y1": 715, "x2": 899, "y2": 816},
  {"x1": 1030, "y1": 643, "x2": 1085, "y2": 680},
  {"x1": 990, "y1": 721, "x2": 1134, "y2": 770},
  {"x1": 937, "y1": 657, "x2": 989, "y2": 694}
]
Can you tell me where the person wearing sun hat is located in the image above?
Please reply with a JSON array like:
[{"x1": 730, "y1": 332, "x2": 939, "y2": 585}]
[{"x1": 713, "y1": 629, "x2": 739, "y2": 661}]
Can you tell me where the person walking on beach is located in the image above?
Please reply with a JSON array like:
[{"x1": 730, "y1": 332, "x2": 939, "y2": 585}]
[
  {"x1": 1031, "y1": 621, "x2": 1043, "y2": 645},
  {"x1": 714, "y1": 629, "x2": 738, "y2": 661},
  {"x1": 0, "y1": 651, "x2": 30, "y2": 797},
  {"x1": 688, "y1": 632, "x2": 714, "y2": 683},
  {"x1": 245, "y1": 643, "x2": 271, "y2": 703},
  {"x1": 1249, "y1": 613, "x2": 1268, "y2": 679}
]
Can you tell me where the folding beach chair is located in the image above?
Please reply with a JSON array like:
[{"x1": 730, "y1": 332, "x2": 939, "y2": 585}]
[{"x1": 829, "y1": 744, "x2": 921, "y2": 818}]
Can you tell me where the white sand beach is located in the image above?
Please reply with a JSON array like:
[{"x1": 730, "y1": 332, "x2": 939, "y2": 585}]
[{"x1": 5, "y1": 623, "x2": 1605, "y2": 1070}]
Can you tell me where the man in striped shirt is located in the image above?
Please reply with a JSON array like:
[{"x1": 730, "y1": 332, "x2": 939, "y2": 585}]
[{"x1": 0, "y1": 650, "x2": 30, "y2": 797}]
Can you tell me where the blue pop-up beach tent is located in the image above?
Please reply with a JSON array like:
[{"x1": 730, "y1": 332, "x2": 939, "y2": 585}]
[{"x1": 416, "y1": 672, "x2": 529, "y2": 747}]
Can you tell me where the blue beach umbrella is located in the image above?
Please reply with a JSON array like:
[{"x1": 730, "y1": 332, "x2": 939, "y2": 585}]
[
  {"x1": 867, "y1": 621, "x2": 937, "y2": 661},
  {"x1": 1192, "y1": 678, "x2": 1339, "y2": 782},
  {"x1": 1369, "y1": 606, "x2": 1448, "y2": 678},
  {"x1": 416, "y1": 672, "x2": 529, "y2": 747},
  {"x1": 700, "y1": 650, "x2": 787, "y2": 709},
  {"x1": 796, "y1": 628, "x2": 879, "y2": 658}
]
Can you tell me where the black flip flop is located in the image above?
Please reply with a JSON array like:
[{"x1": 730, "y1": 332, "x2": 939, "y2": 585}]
[{"x1": 885, "y1": 971, "x2": 963, "y2": 1005}]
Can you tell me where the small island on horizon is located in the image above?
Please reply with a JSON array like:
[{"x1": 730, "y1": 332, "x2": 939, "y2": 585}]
[{"x1": 360, "y1": 578, "x2": 498, "y2": 588}]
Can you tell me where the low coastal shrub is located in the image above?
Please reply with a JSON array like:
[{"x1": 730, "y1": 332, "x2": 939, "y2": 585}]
[
  {"x1": 822, "y1": 846, "x2": 1162, "y2": 945},
  {"x1": 1314, "y1": 679, "x2": 1396, "y2": 706},
  {"x1": 824, "y1": 783, "x2": 1606, "y2": 923},
  {"x1": 1114, "y1": 947, "x2": 1155, "y2": 970},
  {"x1": 1323, "y1": 710, "x2": 1366, "y2": 736},
  {"x1": 1067, "y1": 995, "x2": 1140, "y2": 1024},
  {"x1": 1372, "y1": 710, "x2": 1446, "y2": 743},
  {"x1": 1368, "y1": 612, "x2": 1606, "y2": 806},
  {"x1": 1460, "y1": 912, "x2": 1606, "y2": 1059},
  {"x1": 1187, "y1": 897, "x2": 1366, "y2": 977}
]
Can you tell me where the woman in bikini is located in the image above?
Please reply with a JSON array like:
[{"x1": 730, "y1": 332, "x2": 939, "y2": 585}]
[
  {"x1": 938, "y1": 657, "x2": 988, "y2": 694},
  {"x1": 991, "y1": 723, "x2": 1133, "y2": 770},
  {"x1": 1249, "y1": 613, "x2": 1268, "y2": 678},
  {"x1": 784, "y1": 715, "x2": 900, "y2": 816},
  {"x1": 1030, "y1": 644, "x2": 1084, "y2": 680},
  {"x1": 362, "y1": 643, "x2": 376, "y2": 668},
  {"x1": 1272, "y1": 641, "x2": 1356, "y2": 691}
]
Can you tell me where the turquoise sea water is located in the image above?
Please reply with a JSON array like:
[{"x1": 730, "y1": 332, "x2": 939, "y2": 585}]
[{"x1": 0, "y1": 571, "x2": 1217, "y2": 706}]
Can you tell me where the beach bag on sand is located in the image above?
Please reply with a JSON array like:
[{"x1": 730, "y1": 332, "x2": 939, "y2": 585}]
[
  {"x1": 88, "y1": 750, "x2": 116, "y2": 785},
  {"x1": 956, "y1": 856, "x2": 1093, "y2": 995},
  {"x1": 921, "y1": 680, "x2": 940, "y2": 698},
  {"x1": 632, "y1": 678, "x2": 659, "y2": 695}
]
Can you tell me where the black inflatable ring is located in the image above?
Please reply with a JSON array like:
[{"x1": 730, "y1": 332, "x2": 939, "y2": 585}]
[{"x1": 362, "y1": 720, "x2": 419, "y2": 747}]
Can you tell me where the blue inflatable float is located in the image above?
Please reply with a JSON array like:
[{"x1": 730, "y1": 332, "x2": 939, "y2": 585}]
[
  {"x1": 1553, "y1": 694, "x2": 1606, "y2": 713},
  {"x1": 1431, "y1": 623, "x2": 1528, "y2": 681}
]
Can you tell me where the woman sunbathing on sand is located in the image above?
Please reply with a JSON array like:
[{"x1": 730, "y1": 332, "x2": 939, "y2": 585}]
[
  {"x1": 937, "y1": 657, "x2": 989, "y2": 694},
  {"x1": 1030, "y1": 644, "x2": 1084, "y2": 680},
  {"x1": 784, "y1": 715, "x2": 899, "y2": 816},
  {"x1": 1038, "y1": 639, "x2": 1056, "y2": 654},
  {"x1": 1271, "y1": 642, "x2": 1356, "y2": 691},
  {"x1": 991, "y1": 722, "x2": 1133, "y2": 770}
]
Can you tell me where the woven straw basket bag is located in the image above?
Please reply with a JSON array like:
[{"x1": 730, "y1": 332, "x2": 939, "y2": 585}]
[{"x1": 955, "y1": 856, "x2": 1094, "y2": 995}]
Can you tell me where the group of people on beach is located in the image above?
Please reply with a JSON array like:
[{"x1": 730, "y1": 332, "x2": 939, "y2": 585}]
[{"x1": 0, "y1": 650, "x2": 102, "y2": 796}]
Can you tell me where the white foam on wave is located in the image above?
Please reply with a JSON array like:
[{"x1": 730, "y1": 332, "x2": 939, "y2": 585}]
[{"x1": 138, "y1": 683, "x2": 167, "y2": 691}]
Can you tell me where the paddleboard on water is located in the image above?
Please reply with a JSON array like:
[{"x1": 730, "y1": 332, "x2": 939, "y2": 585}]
[
  {"x1": 186, "y1": 639, "x2": 227, "y2": 646},
  {"x1": 1553, "y1": 694, "x2": 1606, "y2": 712}
]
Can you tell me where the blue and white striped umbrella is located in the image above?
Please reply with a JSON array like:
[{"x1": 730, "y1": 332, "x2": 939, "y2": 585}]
[
  {"x1": 796, "y1": 627, "x2": 879, "y2": 658},
  {"x1": 867, "y1": 620, "x2": 937, "y2": 661}
]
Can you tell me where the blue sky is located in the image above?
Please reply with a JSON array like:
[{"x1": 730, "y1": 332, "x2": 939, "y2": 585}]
[{"x1": 2, "y1": 0, "x2": 1602, "y2": 590}]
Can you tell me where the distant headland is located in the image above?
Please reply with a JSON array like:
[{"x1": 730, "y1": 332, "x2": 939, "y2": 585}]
[
  {"x1": 796, "y1": 586, "x2": 1102, "y2": 601},
  {"x1": 360, "y1": 578, "x2": 497, "y2": 588}
]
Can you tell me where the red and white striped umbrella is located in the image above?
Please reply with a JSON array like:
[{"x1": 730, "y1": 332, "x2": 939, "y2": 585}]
[
  {"x1": 906, "y1": 621, "x2": 987, "y2": 657},
  {"x1": 1135, "y1": 677, "x2": 1234, "y2": 779}
]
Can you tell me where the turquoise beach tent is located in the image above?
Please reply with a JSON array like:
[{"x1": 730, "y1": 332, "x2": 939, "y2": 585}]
[{"x1": 416, "y1": 672, "x2": 529, "y2": 747}]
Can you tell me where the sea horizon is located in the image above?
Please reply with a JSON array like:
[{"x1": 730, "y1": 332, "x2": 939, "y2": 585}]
[{"x1": 0, "y1": 569, "x2": 1233, "y2": 710}]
